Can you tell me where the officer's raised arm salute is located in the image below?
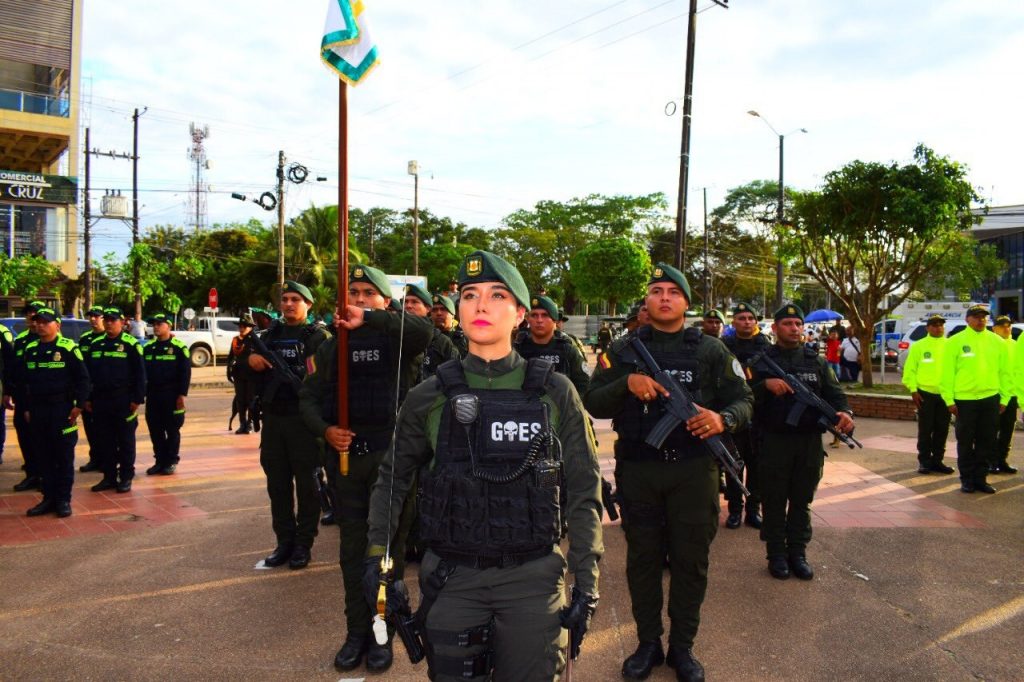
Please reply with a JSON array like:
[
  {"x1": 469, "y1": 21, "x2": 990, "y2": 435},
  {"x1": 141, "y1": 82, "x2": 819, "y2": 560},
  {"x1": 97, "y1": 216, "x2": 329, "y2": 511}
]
[
  {"x1": 365, "y1": 250, "x2": 603, "y2": 681},
  {"x1": 584, "y1": 262, "x2": 752, "y2": 682}
]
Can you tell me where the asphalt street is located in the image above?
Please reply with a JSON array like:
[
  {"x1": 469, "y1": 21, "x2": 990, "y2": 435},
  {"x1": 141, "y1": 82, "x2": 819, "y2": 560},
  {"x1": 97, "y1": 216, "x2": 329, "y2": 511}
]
[{"x1": 1, "y1": 384, "x2": 1022, "y2": 681}]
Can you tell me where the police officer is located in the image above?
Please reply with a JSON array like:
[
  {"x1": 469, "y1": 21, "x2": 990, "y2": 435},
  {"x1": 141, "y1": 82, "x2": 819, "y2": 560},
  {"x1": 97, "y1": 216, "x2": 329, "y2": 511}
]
[
  {"x1": 991, "y1": 315, "x2": 1019, "y2": 474},
  {"x1": 752, "y1": 304, "x2": 854, "y2": 581},
  {"x1": 721, "y1": 303, "x2": 769, "y2": 530},
  {"x1": 298, "y1": 265, "x2": 432, "y2": 673},
  {"x1": 430, "y1": 293, "x2": 468, "y2": 358},
  {"x1": 22, "y1": 308, "x2": 91, "y2": 518},
  {"x1": 76, "y1": 305, "x2": 106, "y2": 472},
  {"x1": 515, "y1": 294, "x2": 590, "y2": 397},
  {"x1": 143, "y1": 313, "x2": 191, "y2": 475},
  {"x1": 701, "y1": 309, "x2": 724, "y2": 339},
  {"x1": 227, "y1": 313, "x2": 257, "y2": 434},
  {"x1": 364, "y1": 250, "x2": 602, "y2": 681},
  {"x1": 85, "y1": 308, "x2": 147, "y2": 493},
  {"x1": 584, "y1": 263, "x2": 752, "y2": 682},
  {"x1": 939, "y1": 305, "x2": 1010, "y2": 493},
  {"x1": 248, "y1": 281, "x2": 331, "y2": 570},
  {"x1": 12, "y1": 301, "x2": 45, "y2": 491},
  {"x1": 901, "y1": 314, "x2": 954, "y2": 474},
  {"x1": 404, "y1": 283, "x2": 460, "y2": 384}
]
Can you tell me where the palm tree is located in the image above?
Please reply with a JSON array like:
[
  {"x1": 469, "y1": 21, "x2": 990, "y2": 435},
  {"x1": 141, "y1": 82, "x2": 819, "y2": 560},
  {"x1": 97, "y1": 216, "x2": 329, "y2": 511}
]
[{"x1": 286, "y1": 204, "x2": 365, "y2": 288}]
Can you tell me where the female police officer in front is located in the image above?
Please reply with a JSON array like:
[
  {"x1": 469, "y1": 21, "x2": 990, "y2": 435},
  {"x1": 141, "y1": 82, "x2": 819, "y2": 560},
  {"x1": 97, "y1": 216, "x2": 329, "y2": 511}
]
[{"x1": 351, "y1": 250, "x2": 603, "y2": 681}]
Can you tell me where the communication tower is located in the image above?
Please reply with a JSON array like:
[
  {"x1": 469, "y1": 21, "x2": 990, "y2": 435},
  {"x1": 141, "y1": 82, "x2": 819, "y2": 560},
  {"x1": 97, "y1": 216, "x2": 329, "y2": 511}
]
[{"x1": 187, "y1": 122, "x2": 211, "y2": 231}]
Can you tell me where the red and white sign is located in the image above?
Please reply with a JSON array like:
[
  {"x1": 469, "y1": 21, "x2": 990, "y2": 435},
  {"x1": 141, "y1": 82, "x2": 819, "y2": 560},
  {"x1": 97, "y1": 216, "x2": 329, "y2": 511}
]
[{"x1": 208, "y1": 288, "x2": 218, "y2": 309}]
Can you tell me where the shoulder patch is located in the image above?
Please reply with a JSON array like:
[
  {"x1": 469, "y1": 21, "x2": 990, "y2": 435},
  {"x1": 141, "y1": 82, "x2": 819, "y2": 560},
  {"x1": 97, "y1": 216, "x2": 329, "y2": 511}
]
[
  {"x1": 57, "y1": 337, "x2": 76, "y2": 349},
  {"x1": 74, "y1": 347, "x2": 84, "y2": 361},
  {"x1": 731, "y1": 358, "x2": 745, "y2": 379}
]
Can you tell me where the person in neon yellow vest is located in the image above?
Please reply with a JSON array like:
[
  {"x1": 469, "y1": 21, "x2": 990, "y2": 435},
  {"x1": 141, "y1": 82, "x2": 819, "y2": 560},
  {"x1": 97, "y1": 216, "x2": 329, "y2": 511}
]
[{"x1": 902, "y1": 315, "x2": 953, "y2": 475}]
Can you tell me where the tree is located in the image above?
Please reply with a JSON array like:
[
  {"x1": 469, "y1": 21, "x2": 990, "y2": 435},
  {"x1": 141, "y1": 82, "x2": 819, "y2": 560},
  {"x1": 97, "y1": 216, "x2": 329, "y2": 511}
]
[
  {"x1": 492, "y1": 193, "x2": 669, "y2": 312},
  {"x1": 0, "y1": 254, "x2": 61, "y2": 299},
  {"x1": 570, "y1": 238, "x2": 651, "y2": 314},
  {"x1": 792, "y1": 145, "x2": 988, "y2": 386}
]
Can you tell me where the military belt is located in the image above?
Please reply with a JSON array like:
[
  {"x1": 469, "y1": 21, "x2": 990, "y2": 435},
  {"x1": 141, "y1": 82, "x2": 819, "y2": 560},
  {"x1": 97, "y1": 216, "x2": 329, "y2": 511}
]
[
  {"x1": 430, "y1": 622, "x2": 493, "y2": 648},
  {"x1": 433, "y1": 546, "x2": 551, "y2": 570},
  {"x1": 430, "y1": 650, "x2": 493, "y2": 679},
  {"x1": 614, "y1": 440, "x2": 706, "y2": 463}
]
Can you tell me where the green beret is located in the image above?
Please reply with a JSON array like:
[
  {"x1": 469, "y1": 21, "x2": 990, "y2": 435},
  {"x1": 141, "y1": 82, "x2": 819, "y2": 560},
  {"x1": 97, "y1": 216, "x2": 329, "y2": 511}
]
[
  {"x1": 703, "y1": 309, "x2": 724, "y2": 321},
  {"x1": 103, "y1": 307, "x2": 124, "y2": 320},
  {"x1": 732, "y1": 302, "x2": 759, "y2": 318},
  {"x1": 147, "y1": 313, "x2": 172, "y2": 325},
  {"x1": 774, "y1": 303, "x2": 805, "y2": 323},
  {"x1": 281, "y1": 279, "x2": 314, "y2": 303},
  {"x1": 994, "y1": 315, "x2": 1011, "y2": 326},
  {"x1": 86, "y1": 305, "x2": 105, "y2": 317},
  {"x1": 458, "y1": 250, "x2": 530, "y2": 308},
  {"x1": 350, "y1": 265, "x2": 393, "y2": 299},
  {"x1": 529, "y1": 294, "x2": 559, "y2": 320},
  {"x1": 388, "y1": 298, "x2": 403, "y2": 313},
  {"x1": 559, "y1": 309, "x2": 569, "y2": 322},
  {"x1": 404, "y1": 283, "x2": 432, "y2": 309},
  {"x1": 925, "y1": 314, "x2": 946, "y2": 325},
  {"x1": 966, "y1": 304, "x2": 989, "y2": 318},
  {"x1": 33, "y1": 307, "x2": 59, "y2": 323},
  {"x1": 648, "y1": 262, "x2": 692, "y2": 302},
  {"x1": 431, "y1": 293, "x2": 456, "y2": 316}
]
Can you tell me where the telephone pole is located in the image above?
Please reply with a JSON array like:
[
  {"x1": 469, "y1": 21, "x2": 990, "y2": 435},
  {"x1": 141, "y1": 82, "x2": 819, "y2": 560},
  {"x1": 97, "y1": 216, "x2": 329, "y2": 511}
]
[
  {"x1": 276, "y1": 150, "x2": 286, "y2": 294},
  {"x1": 131, "y1": 107, "x2": 144, "y2": 321},
  {"x1": 83, "y1": 127, "x2": 92, "y2": 311}
]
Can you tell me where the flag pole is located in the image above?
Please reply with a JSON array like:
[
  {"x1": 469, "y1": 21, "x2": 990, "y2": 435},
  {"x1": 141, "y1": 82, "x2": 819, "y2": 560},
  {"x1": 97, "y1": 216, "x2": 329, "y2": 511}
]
[{"x1": 337, "y1": 79, "x2": 351, "y2": 476}]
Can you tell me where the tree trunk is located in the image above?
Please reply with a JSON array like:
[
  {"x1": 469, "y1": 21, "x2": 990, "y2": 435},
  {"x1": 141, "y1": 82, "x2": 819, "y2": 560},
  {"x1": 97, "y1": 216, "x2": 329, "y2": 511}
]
[{"x1": 858, "y1": 327, "x2": 874, "y2": 388}]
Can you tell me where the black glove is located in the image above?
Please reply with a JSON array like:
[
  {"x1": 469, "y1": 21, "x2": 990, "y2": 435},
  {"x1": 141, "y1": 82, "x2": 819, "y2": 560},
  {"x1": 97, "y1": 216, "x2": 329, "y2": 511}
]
[
  {"x1": 559, "y1": 587, "x2": 598, "y2": 660},
  {"x1": 363, "y1": 556, "x2": 386, "y2": 611}
]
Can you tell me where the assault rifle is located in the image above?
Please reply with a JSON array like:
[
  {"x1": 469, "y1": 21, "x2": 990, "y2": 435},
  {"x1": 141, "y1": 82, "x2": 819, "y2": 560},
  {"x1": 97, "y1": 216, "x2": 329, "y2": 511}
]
[
  {"x1": 746, "y1": 350, "x2": 862, "y2": 449},
  {"x1": 248, "y1": 330, "x2": 304, "y2": 400},
  {"x1": 627, "y1": 336, "x2": 749, "y2": 496}
]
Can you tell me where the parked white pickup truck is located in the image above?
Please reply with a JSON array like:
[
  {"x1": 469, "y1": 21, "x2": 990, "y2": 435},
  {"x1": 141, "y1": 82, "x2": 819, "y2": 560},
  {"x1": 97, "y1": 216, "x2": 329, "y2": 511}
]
[{"x1": 172, "y1": 314, "x2": 239, "y2": 367}]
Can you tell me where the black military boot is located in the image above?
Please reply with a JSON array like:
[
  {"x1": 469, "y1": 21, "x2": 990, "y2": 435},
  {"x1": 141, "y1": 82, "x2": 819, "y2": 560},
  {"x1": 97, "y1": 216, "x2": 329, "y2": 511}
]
[
  {"x1": 768, "y1": 555, "x2": 790, "y2": 580},
  {"x1": 725, "y1": 511, "x2": 742, "y2": 529},
  {"x1": 622, "y1": 640, "x2": 664, "y2": 680},
  {"x1": 13, "y1": 476, "x2": 41, "y2": 492},
  {"x1": 744, "y1": 509, "x2": 762, "y2": 529},
  {"x1": 666, "y1": 645, "x2": 705, "y2": 682},
  {"x1": 334, "y1": 633, "x2": 368, "y2": 671},
  {"x1": 366, "y1": 638, "x2": 393, "y2": 672},
  {"x1": 788, "y1": 555, "x2": 814, "y2": 580},
  {"x1": 26, "y1": 498, "x2": 55, "y2": 516},
  {"x1": 288, "y1": 545, "x2": 311, "y2": 570},
  {"x1": 263, "y1": 544, "x2": 294, "y2": 568}
]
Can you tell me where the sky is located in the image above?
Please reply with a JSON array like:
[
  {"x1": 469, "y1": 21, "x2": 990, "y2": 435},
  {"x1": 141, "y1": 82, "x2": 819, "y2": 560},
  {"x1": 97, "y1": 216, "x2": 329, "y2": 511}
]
[{"x1": 78, "y1": 0, "x2": 1024, "y2": 259}]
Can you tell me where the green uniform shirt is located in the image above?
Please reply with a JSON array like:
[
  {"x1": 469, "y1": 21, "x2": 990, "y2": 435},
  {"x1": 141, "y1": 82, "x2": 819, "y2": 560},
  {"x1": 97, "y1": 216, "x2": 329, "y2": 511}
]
[
  {"x1": 901, "y1": 334, "x2": 947, "y2": 394},
  {"x1": 584, "y1": 327, "x2": 754, "y2": 430},
  {"x1": 939, "y1": 327, "x2": 1010, "y2": 406},
  {"x1": 365, "y1": 351, "x2": 604, "y2": 595}
]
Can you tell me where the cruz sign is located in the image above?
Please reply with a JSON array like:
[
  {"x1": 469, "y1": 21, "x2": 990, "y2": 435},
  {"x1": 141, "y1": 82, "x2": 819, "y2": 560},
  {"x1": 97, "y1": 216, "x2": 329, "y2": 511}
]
[{"x1": 0, "y1": 170, "x2": 78, "y2": 204}]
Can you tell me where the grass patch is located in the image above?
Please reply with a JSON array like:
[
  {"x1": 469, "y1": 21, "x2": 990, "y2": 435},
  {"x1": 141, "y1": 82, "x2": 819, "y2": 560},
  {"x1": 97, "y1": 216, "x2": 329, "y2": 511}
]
[{"x1": 844, "y1": 382, "x2": 910, "y2": 396}]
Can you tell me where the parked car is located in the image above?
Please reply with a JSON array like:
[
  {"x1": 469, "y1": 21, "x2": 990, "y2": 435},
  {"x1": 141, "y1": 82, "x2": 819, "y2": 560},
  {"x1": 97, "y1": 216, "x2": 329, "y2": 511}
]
[
  {"x1": 896, "y1": 321, "x2": 1024, "y2": 372},
  {"x1": 172, "y1": 315, "x2": 239, "y2": 367},
  {"x1": 0, "y1": 317, "x2": 92, "y2": 342}
]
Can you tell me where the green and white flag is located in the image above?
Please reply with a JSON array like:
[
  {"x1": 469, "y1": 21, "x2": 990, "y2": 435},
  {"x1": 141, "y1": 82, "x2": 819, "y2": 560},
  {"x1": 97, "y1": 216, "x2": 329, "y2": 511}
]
[{"x1": 321, "y1": 0, "x2": 379, "y2": 85}]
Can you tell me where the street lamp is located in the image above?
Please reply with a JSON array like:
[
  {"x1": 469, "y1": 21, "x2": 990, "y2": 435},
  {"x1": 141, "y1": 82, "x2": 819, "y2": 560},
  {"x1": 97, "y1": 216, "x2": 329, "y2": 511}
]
[
  {"x1": 747, "y1": 110, "x2": 807, "y2": 309},
  {"x1": 408, "y1": 160, "x2": 420, "y2": 275}
]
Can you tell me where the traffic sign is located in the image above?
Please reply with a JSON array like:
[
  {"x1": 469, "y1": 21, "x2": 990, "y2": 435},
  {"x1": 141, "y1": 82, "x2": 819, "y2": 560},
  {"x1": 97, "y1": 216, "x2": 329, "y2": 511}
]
[
  {"x1": 209, "y1": 288, "x2": 218, "y2": 309},
  {"x1": 183, "y1": 308, "x2": 195, "y2": 320}
]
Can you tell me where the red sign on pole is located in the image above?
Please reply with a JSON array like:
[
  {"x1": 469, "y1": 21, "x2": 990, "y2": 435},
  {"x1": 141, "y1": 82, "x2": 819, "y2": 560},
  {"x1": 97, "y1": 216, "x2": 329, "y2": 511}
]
[{"x1": 208, "y1": 287, "x2": 218, "y2": 309}]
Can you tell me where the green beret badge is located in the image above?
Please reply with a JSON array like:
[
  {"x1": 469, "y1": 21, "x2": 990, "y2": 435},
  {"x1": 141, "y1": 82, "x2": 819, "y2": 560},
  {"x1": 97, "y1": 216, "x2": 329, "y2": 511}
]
[{"x1": 466, "y1": 256, "x2": 482, "y2": 277}]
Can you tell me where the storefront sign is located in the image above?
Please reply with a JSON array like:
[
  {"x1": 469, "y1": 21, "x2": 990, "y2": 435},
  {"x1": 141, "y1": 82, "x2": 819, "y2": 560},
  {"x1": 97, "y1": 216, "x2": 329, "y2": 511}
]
[{"x1": 0, "y1": 170, "x2": 77, "y2": 204}]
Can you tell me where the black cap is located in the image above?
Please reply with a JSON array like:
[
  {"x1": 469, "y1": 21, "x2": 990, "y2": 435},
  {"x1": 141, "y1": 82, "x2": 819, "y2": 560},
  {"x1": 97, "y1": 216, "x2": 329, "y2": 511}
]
[
  {"x1": 103, "y1": 307, "x2": 124, "y2": 320},
  {"x1": 86, "y1": 305, "x2": 105, "y2": 317},
  {"x1": 966, "y1": 304, "x2": 989, "y2": 318},
  {"x1": 148, "y1": 313, "x2": 171, "y2": 325},
  {"x1": 33, "y1": 307, "x2": 59, "y2": 323},
  {"x1": 238, "y1": 313, "x2": 255, "y2": 327},
  {"x1": 994, "y1": 315, "x2": 1011, "y2": 326},
  {"x1": 925, "y1": 314, "x2": 946, "y2": 325}
]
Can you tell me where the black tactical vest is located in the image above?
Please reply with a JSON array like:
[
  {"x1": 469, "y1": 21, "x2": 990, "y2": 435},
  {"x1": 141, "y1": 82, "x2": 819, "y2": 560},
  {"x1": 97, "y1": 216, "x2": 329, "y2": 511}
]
[
  {"x1": 515, "y1": 332, "x2": 573, "y2": 376},
  {"x1": 723, "y1": 333, "x2": 770, "y2": 386},
  {"x1": 262, "y1": 322, "x2": 316, "y2": 404},
  {"x1": 417, "y1": 359, "x2": 562, "y2": 564},
  {"x1": 758, "y1": 345, "x2": 824, "y2": 433},
  {"x1": 613, "y1": 326, "x2": 705, "y2": 460},
  {"x1": 345, "y1": 327, "x2": 396, "y2": 425}
]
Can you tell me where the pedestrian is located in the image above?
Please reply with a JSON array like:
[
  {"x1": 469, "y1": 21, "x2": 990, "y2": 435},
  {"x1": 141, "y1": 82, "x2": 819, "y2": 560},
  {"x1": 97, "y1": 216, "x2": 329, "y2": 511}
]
[
  {"x1": 514, "y1": 293, "x2": 590, "y2": 396},
  {"x1": 701, "y1": 309, "x2": 724, "y2": 338},
  {"x1": 11, "y1": 301, "x2": 44, "y2": 492},
  {"x1": 825, "y1": 329, "x2": 842, "y2": 380},
  {"x1": 142, "y1": 313, "x2": 191, "y2": 476},
  {"x1": 298, "y1": 265, "x2": 432, "y2": 673},
  {"x1": 990, "y1": 316, "x2": 1019, "y2": 474},
  {"x1": 364, "y1": 250, "x2": 603, "y2": 681},
  {"x1": 404, "y1": 283, "x2": 460, "y2": 385},
  {"x1": 85, "y1": 308, "x2": 146, "y2": 493},
  {"x1": 839, "y1": 326, "x2": 862, "y2": 382},
  {"x1": 248, "y1": 281, "x2": 332, "y2": 570},
  {"x1": 22, "y1": 307, "x2": 90, "y2": 518},
  {"x1": 76, "y1": 305, "x2": 106, "y2": 473},
  {"x1": 902, "y1": 315, "x2": 954, "y2": 474},
  {"x1": 128, "y1": 315, "x2": 146, "y2": 343},
  {"x1": 940, "y1": 306, "x2": 1011, "y2": 493},
  {"x1": 227, "y1": 313, "x2": 257, "y2": 434},
  {"x1": 597, "y1": 321, "x2": 613, "y2": 354},
  {"x1": 752, "y1": 304, "x2": 855, "y2": 581},
  {"x1": 584, "y1": 263, "x2": 752, "y2": 682},
  {"x1": 430, "y1": 293, "x2": 468, "y2": 358},
  {"x1": 721, "y1": 302, "x2": 769, "y2": 530}
]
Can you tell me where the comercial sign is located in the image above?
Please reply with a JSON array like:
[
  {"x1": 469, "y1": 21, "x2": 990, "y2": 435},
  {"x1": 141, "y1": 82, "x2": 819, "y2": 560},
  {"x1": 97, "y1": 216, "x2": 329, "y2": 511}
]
[{"x1": 0, "y1": 170, "x2": 77, "y2": 204}]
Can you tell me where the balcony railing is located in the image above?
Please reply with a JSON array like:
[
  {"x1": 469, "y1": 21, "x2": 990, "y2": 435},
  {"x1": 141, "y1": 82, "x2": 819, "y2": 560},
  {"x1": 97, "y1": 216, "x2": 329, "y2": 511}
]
[{"x1": 0, "y1": 88, "x2": 70, "y2": 117}]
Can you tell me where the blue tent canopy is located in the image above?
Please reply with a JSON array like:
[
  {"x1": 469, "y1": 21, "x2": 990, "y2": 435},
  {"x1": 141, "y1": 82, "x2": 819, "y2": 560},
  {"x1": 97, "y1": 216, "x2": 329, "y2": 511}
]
[{"x1": 805, "y1": 308, "x2": 843, "y2": 322}]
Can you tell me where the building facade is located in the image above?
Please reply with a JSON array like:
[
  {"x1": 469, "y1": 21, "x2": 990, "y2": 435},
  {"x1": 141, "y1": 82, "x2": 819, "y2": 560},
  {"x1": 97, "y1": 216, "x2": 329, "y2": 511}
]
[
  {"x1": 0, "y1": 0, "x2": 81, "y2": 286},
  {"x1": 971, "y1": 204, "x2": 1024, "y2": 320}
]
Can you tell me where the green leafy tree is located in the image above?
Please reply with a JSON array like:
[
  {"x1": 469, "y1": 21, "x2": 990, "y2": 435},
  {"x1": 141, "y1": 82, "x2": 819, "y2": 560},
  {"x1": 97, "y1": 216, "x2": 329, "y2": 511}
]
[
  {"x1": 571, "y1": 238, "x2": 651, "y2": 314},
  {"x1": 792, "y1": 144, "x2": 988, "y2": 386},
  {"x1": 0, "y1": 254, "x2": 62, "y2": 299}
]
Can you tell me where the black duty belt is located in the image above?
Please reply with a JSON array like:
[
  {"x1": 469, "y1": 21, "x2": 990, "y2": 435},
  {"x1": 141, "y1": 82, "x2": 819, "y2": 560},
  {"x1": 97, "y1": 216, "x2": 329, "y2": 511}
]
[
  {"x1": 349, "y1": 431, "x2": 392, "y2": 456},
  {"x1": 615, "y1": 440, "x2": 706, "y2": 463},
  {"x1": 433, "y1": 546, "x2": 552, "y2": 570}
]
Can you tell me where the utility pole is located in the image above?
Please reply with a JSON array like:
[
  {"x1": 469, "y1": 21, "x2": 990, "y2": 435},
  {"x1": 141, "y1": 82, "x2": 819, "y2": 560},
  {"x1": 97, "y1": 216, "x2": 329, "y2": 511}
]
[
  {"x1": 368, "y1": 215, "x2": 375, "y2": 263},
  {"x1": 131, "y1": 107, "x2": 144, "y2": 322},
  {"x1": 276, "y1": 150, "x2": 286, "y2": 294},
  {"x1": 702, "y1": 186, "x2": 709, "y2": 308},
  {"x1": 83, "y1": 127, "x2": 92, "y2": 311},
  {"x1": 408, "y1": 160, "x2": 420, "y2": 275},
  {"x1": 775, "y1": 133, "x2": 785, "y2": 310}
]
